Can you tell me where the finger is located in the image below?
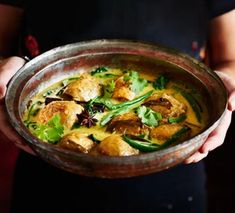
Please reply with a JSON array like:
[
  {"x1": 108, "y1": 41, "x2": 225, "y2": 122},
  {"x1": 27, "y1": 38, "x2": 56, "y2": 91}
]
[
  {"x1": 228, "y1": 90, "x2": 235, "y2": 111},
  {"x1": 184, "y1": 151, "x2": 208, "y2": 164},
  {"x1": 0, "y1": 56, "x2": 25, "y2": 99},
  {"x1": 199, "y1": 109, "x2": 232, "y2": 153},
  {"x1": 215, "y1": 71, "x2": 235, "y2": 111}
]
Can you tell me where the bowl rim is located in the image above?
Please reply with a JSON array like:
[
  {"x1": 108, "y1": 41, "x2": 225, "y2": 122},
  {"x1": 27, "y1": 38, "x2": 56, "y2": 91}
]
[{"x1": 5, "y1": 39, "x2": 228, "y2": 164}]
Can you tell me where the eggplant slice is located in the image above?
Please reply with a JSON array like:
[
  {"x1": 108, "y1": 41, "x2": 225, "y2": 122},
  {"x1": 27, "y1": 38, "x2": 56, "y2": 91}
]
[{"x1": 107, "y1": 112, "x2": 149, "y2": 136}]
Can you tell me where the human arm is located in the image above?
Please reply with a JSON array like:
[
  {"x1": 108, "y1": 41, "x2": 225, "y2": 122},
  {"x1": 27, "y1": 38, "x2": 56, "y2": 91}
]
[
  {"x1": 185, "y1": 9, "x2": 235, "y2": 163},
  {"x1": 0, "y1": 4, "x2": 35, "y2": 154}
]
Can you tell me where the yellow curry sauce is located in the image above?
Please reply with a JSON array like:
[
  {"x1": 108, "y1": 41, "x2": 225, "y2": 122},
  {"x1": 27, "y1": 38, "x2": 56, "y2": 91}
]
[{"x1": 24, "y1": 67, "x2": 208, "y2": 156}]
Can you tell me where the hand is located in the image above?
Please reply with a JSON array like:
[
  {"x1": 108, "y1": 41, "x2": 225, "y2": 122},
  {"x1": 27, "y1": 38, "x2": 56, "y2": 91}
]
[
  {"x1": 0, "y1": 56, "x2": 35, "y2": 155},
  {"x1": 185, "y1": 71, "x2": 234, "y2": 164}
]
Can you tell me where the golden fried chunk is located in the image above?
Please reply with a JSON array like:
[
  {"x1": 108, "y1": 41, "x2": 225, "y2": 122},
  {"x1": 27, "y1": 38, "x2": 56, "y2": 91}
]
[
  {"x1": 150, "y1": 124, "x2": 183, "y2": 140},
  {"x1": 63, "y1": 74, "x2": 102, "y2": 101},
  {"x1": 112, "y1": 76, "x2": 135, "y2": 100},
  {"x1": 144, "y1": 93, "x2": 186, "y2": 118},
  {"x1": 37, "y1": 101, "x2": 83, "y2": 129},
  {"x1": 98, "y1": 135, "x2": 139, "y2": 156},
  {"x1": 107, "y1": 112, "x2": 149, "y2": 136},
  {"x1": 59, "y1": 132, "x2": 95, "y2": 153}
]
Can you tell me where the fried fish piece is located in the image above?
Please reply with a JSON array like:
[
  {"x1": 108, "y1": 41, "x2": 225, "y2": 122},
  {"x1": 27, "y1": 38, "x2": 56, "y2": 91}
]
[
  {"x1": 98, "y1": 135, "x2": 139, "y2": 156},
  {"x1": 150, "y1": 123, "x2": 187, "y2": 140},
  {"x1": 144, "y1": 93, "x2": 186, "y2": 118},
  {"x1": 59, "y1": 132, "x2": 95, "y2": 153},
  {"x1": 63, "y1": 74, "x2": 102, "y2": 102},
  {"x1": 112, "y1": 76, "x2": 135, "y2": 100},
  {"x1": 37, "y1": 101, "x2": 83, "y2": 129}
]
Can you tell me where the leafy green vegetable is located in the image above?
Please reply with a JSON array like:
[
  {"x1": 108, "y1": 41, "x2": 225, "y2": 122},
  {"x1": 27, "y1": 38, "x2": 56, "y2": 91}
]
[
  {"x1": 153, "y1": 75, "x2": 169, "y2": 90},
  {"x1": 136, "y1": 106, "x2": 162, "y2": 127},
  {"x1": 91, "y1": 67, "x2": 108, "y2": 76},
  {"x1": 173, "y1": 86, "x2": 202, "y2": 122},
  {"x1": 168, "y1": 114, "x2": 187, "y2": 124},
  {"x1": 30, "y1": 115, "x2": 64, "y2": 143},
  {"x1": 123, "y1": 135, "x2": 160, "y2": 152},
  {"x1": 85, "y1": 98, "x2": 98, "y2": 113},
  {"x1": 103, "y1": 80, "x2": 116, "y2": 99},
  {"x1": 25, "y1": 101, "x2": 43, "y2": 123},
  {"x1": 123, "y1": 71, "x2": 148, "y2": 94}
]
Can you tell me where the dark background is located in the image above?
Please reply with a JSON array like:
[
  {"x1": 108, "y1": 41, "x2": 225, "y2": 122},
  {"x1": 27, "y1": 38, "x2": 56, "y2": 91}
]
[{"x1": 205, "y1": 113, "x2": 235, "y2": 213}]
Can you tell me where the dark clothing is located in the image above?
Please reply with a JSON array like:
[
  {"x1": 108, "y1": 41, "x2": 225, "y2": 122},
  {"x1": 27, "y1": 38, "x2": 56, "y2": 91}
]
[
  {"x1": 0, "y1": 0, "x2": 235, "y2": 212},
  {"x1": 0, "y1": 0, "x2": 234, "y2": 58},
  {"x1": 11, "y1": 152, "x2": 206, "y2": 213}
]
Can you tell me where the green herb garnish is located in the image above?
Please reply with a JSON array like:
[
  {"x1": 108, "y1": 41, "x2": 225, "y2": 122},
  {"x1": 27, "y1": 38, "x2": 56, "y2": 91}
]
[
  {"x1": 123, "y1": 71, "x2": 148, "y2": 94},
  {"x1": 103, "y1": 80, "x2": 116, "y2": 99},
  {"x1": 91, "y1": 67, "x2": 108, "y2": 76},
  {"x1": 136, "y1": 106, "x2": 162, "y2": 127},
  {"x1": 153, "y1": 75, "x2": 169, "y2": 90},
  {"x1": 30, "y1": 115, "x2": 64, "y2": 143}
]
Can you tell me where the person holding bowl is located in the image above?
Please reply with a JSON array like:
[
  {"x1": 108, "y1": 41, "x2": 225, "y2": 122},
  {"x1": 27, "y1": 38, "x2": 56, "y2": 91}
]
[{"x1": 0, "y1": 1, "x2": 235, "y2": 212}]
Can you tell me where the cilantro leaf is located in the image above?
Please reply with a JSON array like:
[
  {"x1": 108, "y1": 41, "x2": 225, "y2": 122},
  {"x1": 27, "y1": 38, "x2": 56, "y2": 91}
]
[
  {"x1": 30, "y1": 115, "x2": 64, "y2": 143},
  {"x1": 124, "y1": 71, "x2": 148, "y2": 94},
  {"x1": 93, "y1": 80, "x2": 115, "y2": 110},
  {"x1": 136, "y1": 106, "x2": 162, "y2": 127},
  {"x1": 103, "y1": 80, "x2": 115, "y2": 99},
  {"x1": 153, "y1": 75, "x2": 169, "y2": 90}
]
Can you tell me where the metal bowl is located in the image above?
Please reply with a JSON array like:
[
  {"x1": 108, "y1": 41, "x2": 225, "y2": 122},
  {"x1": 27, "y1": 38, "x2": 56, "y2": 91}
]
[{"x1": 5, "y1": 40, "x2": 227, "y2": 178}]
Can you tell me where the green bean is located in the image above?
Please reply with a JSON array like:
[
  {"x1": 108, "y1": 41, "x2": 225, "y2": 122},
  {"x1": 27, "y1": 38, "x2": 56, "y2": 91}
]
[
  {"x1": 168, "y1": 114, "x2": 187, "y2": 124},
  {"x1": 161, "y1": 126, "x2": 191, "y2": 149},
  {"x1": 108, "y1": 90, "x2": 153, "y2": 110},
  {"x1": 173, "y1": 86, "x2": 202, "y2": 123},
  {"x1": 123, "y1": 126, "x2": 190, "y2": 152},
  {"x1": 122, "y1": 135, "x2": 161, "y2": 152}
]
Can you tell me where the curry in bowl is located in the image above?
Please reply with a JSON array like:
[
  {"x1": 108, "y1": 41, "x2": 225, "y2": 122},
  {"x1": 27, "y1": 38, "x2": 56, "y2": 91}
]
[{"x1": 24, "y1": 67, "x2": 208, "y2": 156}]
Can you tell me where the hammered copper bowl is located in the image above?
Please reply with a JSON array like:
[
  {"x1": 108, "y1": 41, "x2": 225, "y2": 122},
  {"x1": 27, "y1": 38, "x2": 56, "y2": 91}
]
[{"x1": 5, "y1": 40, "x2": 227, "y2": 178}]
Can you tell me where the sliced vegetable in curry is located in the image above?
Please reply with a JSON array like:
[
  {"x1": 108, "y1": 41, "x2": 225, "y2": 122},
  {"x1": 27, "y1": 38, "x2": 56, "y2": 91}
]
[{"x1": 23, "y1": 67, "x2": 208, "y2": 156}]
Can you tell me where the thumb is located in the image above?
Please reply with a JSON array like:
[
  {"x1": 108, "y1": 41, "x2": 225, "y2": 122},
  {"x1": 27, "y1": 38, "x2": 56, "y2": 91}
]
[{"x1": 0, "y1": 56, "x2": 26, "y2": 99}]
